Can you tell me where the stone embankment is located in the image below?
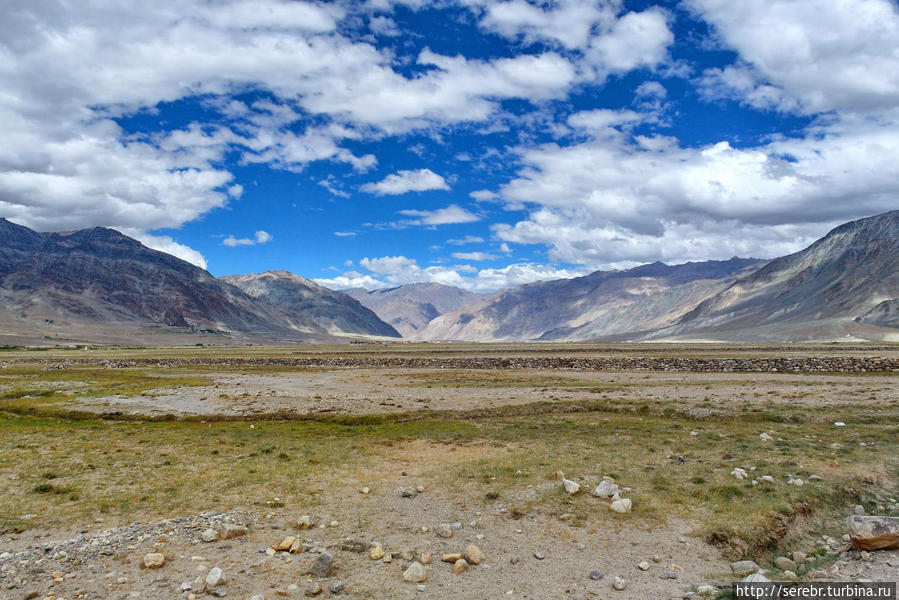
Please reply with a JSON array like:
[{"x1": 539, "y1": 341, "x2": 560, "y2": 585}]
[{"x1": 26, "y1": 356, "x2": 899, "y2": 373}]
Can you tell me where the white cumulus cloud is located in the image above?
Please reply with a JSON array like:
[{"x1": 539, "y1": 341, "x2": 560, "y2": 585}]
[
  {"x1": 222, "y1": 230, "x2": 273, "y2": 247},
  {"x1": 361, "y1": 169, "x2": 450, "y2": 195},
  {"x1": 396, "y1": 204, "x2": 480, "y2": 226}
]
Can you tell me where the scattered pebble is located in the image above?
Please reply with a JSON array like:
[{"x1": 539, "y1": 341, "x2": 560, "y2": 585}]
[{"x1": 402, "y1": 561, "x2": 427, "y2": 583}]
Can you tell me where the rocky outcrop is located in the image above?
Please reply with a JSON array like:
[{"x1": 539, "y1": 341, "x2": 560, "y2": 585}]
[{"x1": 848, "y1": 515, "x2": 899, "y2": 550}]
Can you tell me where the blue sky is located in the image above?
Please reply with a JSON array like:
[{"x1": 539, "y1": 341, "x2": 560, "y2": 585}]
[{"x1": 2, "y1": 0, "x2": 898, "y2": 291}]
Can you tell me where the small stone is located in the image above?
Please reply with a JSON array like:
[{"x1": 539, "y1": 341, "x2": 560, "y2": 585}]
[
  {"x1": 220, "y1": 524, "x2": 247, "y2": 539},
  {"x1": 304, "y1": 583, "x2": 322, "y2": 597},
  {"x1": 774, "y1": 556, "x2": 797, "y2": 571},
  {"x1": 562, "y1": 478, "x2": 580, "y2": 494},
  {"x1": 696, "y1": 584, "x2": 717, "y2": 595},
  {"x1": 272, "y1": 536, "x2": 296, "y2": 552},
  {"x1": 731, "y1": 468, "x2": 747, "y2": 480},
  {"x1": 329, "y1": 580, "x2": 344, "y2": 594},
  {"x1": 201, "y1": 529, "x2": 218, "y2": 543},
  {"x1": 416, "y1": 485, "x2": 425, "y2": 493},
  {"x1": 442, "y1": 553, "x2": 463, "y2": 563},
  {"x1": 329, "y1": 520, "x2": 339, "y2": 527},
  {"x1": 792, "y1": 551, "x2": 807, "y2": 564},
  {"x1": 652, "y1": 555, "x2": 661, "y2": 563},
  {"x1": 297, "y1": 515, "x2": 313, "y2": 529},
  {"x1": 613, "y1": 576, "x2": 627, "y2": 590},
  {"x1": 783, "y1": 570, "x2": 798, "y2": 581},
  {"x1": 142, "y1": 553, "x2": 165, "y2": 569},
  {"x1": 759, "y1": 432, "x2": 773, "y2": 442},
  {"x1": 402, "y1": 561, "x2": 427, "y2": 583},
  {"x1": 420, "y1": 553, "x2": 432, "y2": 565},
  {"x1": 743, "y1": 573, "x2": 771, "y2": 583},
  {"x1": 610, "y1": 498, "x2": 632, "y2": 513},
  {"x1": 553, "y1": 470, "x2": 566, "y2": 480},
  {"x1": 730, "y1": 561, "x2": 759, "y2": 577},
  {"x1": 637, "y1": 561, "x2": 650, "y2": 571},
  {"x1": 760, "y1": 475, "x2": 775, "y2": 484},
  {"x1": 533, "y1": 549, "x2": 547, "y2": 560},
  {"x1": 510, "y1": 556, "x2": 520, "y2": 565},
  {"x1": 592, "y1": 480, "x2": 620, "y2": 498},
  {"x1": 307, "y1": 551, "x2": 334, "y2": 578},
  {"x1": 589, "y1": 570, "x2": 603, "y2": 580},
  {"x1": 659, "y1": 570, "x2": 678, "y2": 580},
  {"x1": 399, "y1": 487, "x2": 418, "y2": 498},
  {"x1": 435, "y1": 524, "x2": 453, "y2": 538},
  {"x1": 417, "y1": 584, "x2": 426, "y2": 592},
  {"x1": 384, "y1": 552, "x2": 393, "y2": 563},
  {"x1": 464, "y1": 545, "x2": 485, "y2": 565},
  {"x1": 359, "y1": 486, "x2": 370, "y2": 494},
  {"x1": 853, "y1": 505, "x2": 866, "y2": 516},
  {"x1": 401, "y1": 550, "x2": 415, "y2": 561},
  {"x1": 452, "y1": 559, "x2": 469, "y2": 575},
  {"x1": 205, "y1": 567, "x2": 225, "y2": 588},
  {"x1": 370, "y1": 544, "x2": 385, "y2": 560}
]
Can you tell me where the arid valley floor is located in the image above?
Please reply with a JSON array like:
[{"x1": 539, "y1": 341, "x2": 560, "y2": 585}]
[{"x1": 1, "y1": 343, "x2": 897, "y2": 599}]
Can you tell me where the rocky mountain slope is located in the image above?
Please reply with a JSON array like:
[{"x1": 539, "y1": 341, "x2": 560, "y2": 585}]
[
  {"x1": 0, "y1": 220, "x2": 384, "y2": 345},
  {"x1": 343, "y1": 283, "x2": 482, "y2": 337},
  {"x1": 415, "y1": 258, "x2": 763, "y2": 342},
  {"x1": 222, "y1": 271, "x2": 400, "y2": 338},
  {"x1": 659, "y1": 210, "x2": 899, "y2": 341}
]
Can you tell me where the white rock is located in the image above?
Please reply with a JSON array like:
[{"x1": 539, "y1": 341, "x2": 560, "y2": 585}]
[
  {"x1": 592, "y1": 480, "x2": 620, "y2": 498},
  {"x1": 610, "y1": 498, "x2": 632, "y2": 513},
  {"x1": 761, "y1": 475, "x2": 776, "y2": 484},
  {"x1": 613, "y1": 576, "x2": 627, "y2": 590},
  {"x1": 563, "y1": 478, "x2": 580, "y2": 494},
  {"x1": 142, "y1": 553, "x2": 165, "y2": 569},
  {"x1": 834, "y1": 422, "x2": 846, "y2": 427},
  {"x1": 402, "y1": 561, "x2": 427, "y2": 583},
  {"x1": 201, "y1": 529, "x2": 218, "y2": 543},
  {"x1": 759, "y1": 432, "x2": 773, "y2": 442},
  {"x1": 637, "y1": 561, "x2": 650, "y2": 571},
  {"x1": 731, "y1": 468, "x2": 747, "y2": 480},
  {"x1": 205, "y1": 567, "x2": 225, "y2": 587}
]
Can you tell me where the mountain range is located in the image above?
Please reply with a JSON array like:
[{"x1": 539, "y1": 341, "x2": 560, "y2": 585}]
[
  {"x1": 0, "y1": 219, "x2": 396, "y2": 345},
  {"x1": 343, "y1": 283, "x2": 482, "y2": 337},
  {"x1": 415, "y1": 211, "x2": 898, "y2": 342},
  {"x1": 0, "y1": 211, "x2": 895, "y2": 345}
]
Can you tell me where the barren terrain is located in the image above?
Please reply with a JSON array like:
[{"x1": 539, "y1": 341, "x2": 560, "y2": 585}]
[{"x1": 1, "y1": 343, "x2": 897, "y2": 599}]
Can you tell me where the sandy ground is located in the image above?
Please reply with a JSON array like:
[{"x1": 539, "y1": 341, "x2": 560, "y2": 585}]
[
  {"x1": 2, "y1": 362, "x2": 897, "y2": 599},
  {"x1": 70, "y1": 368, "x2": 899, "y2": 418}
]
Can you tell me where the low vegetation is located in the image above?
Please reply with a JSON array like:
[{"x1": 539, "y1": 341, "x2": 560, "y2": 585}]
[{"x1": 0, "y1": 345, "x2": 896, "y2": 567}]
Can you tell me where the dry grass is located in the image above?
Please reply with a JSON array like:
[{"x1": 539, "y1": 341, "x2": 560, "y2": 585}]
[{"x1": 0, "y1": 344, "x2": 896, "y2": 565}]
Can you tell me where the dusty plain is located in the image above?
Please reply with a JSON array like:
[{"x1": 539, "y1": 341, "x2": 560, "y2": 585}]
[{"x1": 0, "y1": 342, "x2": 897, "y2": 599}]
